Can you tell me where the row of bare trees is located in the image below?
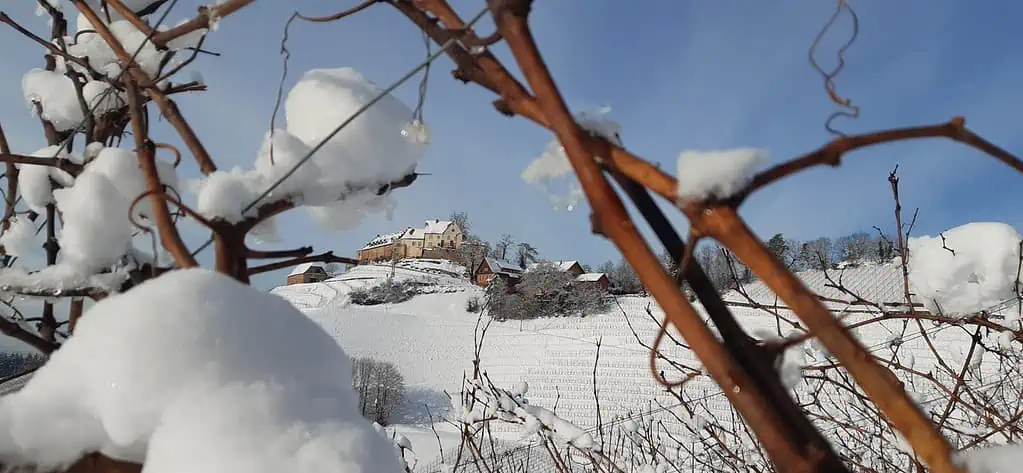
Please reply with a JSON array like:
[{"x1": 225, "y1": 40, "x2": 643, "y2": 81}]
[
  {"x1": 593, "y1": 230, "x2": 899, "y2": 296},
  {"x1": 450, "y1": 211, "x2": 540, "y2": 278}
]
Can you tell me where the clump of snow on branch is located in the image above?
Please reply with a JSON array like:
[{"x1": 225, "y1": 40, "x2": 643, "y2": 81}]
[
  {"x1": 63, "y1": 0, "x2": 164, "y2": 21},
  {"x1": 82, "y1": 81, "x2": 125, "y2": 115},
  {"x1": 304, "y1": 190, "x2": 398, "y2": 232},
  {"x1": 908, "y1": 222, "x2": 1023, "y2": 317},
  {"x1": 0, "y1": 269, "x2": 403, "y2": 473},
  {"x1": 0, "y1": 266, "x2": 128, "y2": 297},
  {"x1": 755, "y1": 329, "x2": 805, "y2": 390},
  {"x1": 85, "y1": 147, "x2": 179, "y2": 221},
  {"x1": 675, "y1": 148, "x2": 768, "y2": 201},
  {"x1": 255, "y1": 129, "x2": 316, "y2": 196},
  {"x1": 54, "y1": 145, "x2": 178, "y2": 273},
  {"x1": 22, "y1": 70, "x2": 84, "y2": 132},
  {"x1": 158, "y1": 20, "x2": 209, "y2": 51},
  {"x1": 521, "y1": 405, "x2": 596, "y2": 450},
  {"x1": 63, "y1": 7, "x2": 204, "y2": 80},
  {"x1": 52, "y1": 172, "x2": 132, "y2": 272},
  {"x1": 2, "y1": 144, "x2": 178, "y2": 292},
  {"x1": 285, "y1": 68, "x2": 425, "y2": 197},
  {"x1": 369, "y1": 422, "x2": 415, "y2": 471},
  {"x1": 193, "y1": 168, "x2": 264, "y2": 224},
  {"x1": 36, "y1": 0, "x2": 61, "y2": 16},
  {"x1": 454, "y1": 377, "x2": 597, "y2": 452},
  {"x1": 193, "y1": 67, "x2": 422, "y2": 229},
  {"x1": 0, "y1": 217, "x2": 45, "y2": 270},
  {"x1": 72, "y1": 21, "x2": 162, "y2": 78},
  {"x1": 17, "y1": 146, "x2": 77, "y2": 213},
  {"x1": 27, "y1": 8, "x2": 205, "y2": 131},
  {"x1": 521, "y1": 107, "x2": 622, "y2": 212}
]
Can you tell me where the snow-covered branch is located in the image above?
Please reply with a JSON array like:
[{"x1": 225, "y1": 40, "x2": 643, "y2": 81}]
[
  {"x1": 247, "y1": 251, "x2": 356, "y2": 276},
  {"x1": 0, "y1": 152, "x2": 83, "y2": 176}
]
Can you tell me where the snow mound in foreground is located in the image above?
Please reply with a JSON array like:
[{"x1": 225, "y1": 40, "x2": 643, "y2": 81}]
[
  {"x1": 0, "y1": 268, "x2": 402, "y2": 473},
  {"x1": 908, "y1": 222, "x2": 1022, "y2": 317}
]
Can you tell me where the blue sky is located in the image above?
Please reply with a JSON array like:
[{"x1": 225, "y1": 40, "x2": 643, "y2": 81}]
[{"x1": 1, "y1": 0, "x2": 1021, "y2": 291}]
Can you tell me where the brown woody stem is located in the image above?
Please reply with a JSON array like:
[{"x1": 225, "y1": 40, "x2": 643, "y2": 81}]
[
  {"x1": 0, "y1": 124, "x2": 18, "y2": 232},
  {"x1": 124, "y1": 80, "x2": 198, "y2": 269},
  {"x1": 150, "y1": 0, "x2": 256, "y2": 46},
  {"x1": 247, "y1": 247, "x2": 314, "y2": 259},
  {"x1": 0, "y1": 153, "x2": 84, "y2": 176},
  {"x1": 492, "y1": 6, "x2": 836, "y2": 472},
  {"x1": 247, "y1": 252, "x2": 356, "y2": 276},
  {"x1": 71, "y1": 0, "x2": 219, "y2": 175},
  {"x1": 742, "y1": 117, "x2": 1023, "y2": 201},
  {"x1": 697, "y1": 205, "x2": 963, "y2": 473}
]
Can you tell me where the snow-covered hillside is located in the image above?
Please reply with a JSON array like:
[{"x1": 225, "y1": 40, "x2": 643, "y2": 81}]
[
  {"x1": 272, "y1": 261, "x2": 1016, "y2": 470},
  {"x1": 271, "y1": 263, "x2": 467, "y2": 311}
]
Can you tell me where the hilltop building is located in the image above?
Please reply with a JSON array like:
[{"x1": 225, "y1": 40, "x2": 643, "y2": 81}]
[{"x1": 356, "y1": 219, "x2": 463, "y2": 263}]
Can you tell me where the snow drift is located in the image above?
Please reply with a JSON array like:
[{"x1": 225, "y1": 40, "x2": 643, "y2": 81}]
[{"x1": 0, "y1": 269, "x2": 402, "y2": 473}]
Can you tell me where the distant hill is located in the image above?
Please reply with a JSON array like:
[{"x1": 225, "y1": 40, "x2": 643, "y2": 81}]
[{"x1": 271, "y1": 262, "x2": 1014, "y2": 470}]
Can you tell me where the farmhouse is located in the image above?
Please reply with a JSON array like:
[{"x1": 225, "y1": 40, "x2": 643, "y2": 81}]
[
  {"x1": 286, "y1": 262, "x2": 329, "y2": 285},
  {"x1": 475, "y1": 257, "x2": 524, "y2": 287},
  {"x1": 575, "y1": 272, "x2": 610, "y2": 291},
  {"x1": 356, "y1": 219, "x2": 463, "y2": 263},
  {"x1": 526, "y1": 260, "x2": 584, "y2": 276}
]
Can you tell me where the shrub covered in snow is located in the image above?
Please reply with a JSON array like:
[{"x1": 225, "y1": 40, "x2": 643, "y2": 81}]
[
  {"x1": 351, "y1": 357, "x2": 405, "y2": 426},
  {"x1": 349, "y1": 278, "x2": 428, "y2": 306},
  {"x1": 486, "y1": 263, "x2": 608, "y2": 320}
]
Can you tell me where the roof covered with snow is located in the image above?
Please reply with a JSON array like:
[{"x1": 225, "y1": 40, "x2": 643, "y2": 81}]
[
  {"x1": 527, "y1": 260, "x2": 581, "y2": 272},
  {"x1": 287, "y1": 262, "x2": 326, "y2": 276},
  {"x1": 360, "y1": 231, "x2": 403, "y2": 250},
  {"x1": 399, "y1": 227, "x2": 424, "y2": 240},
  {"x1": 423, "y1": 219, "x2": 454, "y2": 234},
  {"x1": 361, "y1": 220, "x2": 457, "y2": 249},
  {"x1": 575, "y1": 273, "x2": 607, "y2": 282},
  {"x1": 483, "y1": 258, "x2": 524, "y2": 276}
]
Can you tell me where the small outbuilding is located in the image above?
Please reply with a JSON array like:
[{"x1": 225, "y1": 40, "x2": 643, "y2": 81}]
[
  {"x1": 286, "y1": 263, "x2": 329, "y2": 285},
  {"x1": 575, "y1": 273, "x2": 610, "y2": 291}
]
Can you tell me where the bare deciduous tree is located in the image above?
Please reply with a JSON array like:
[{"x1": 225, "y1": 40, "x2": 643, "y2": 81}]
[{"x1": 352, "y1": 356, "x2": 406, "y2": 426}]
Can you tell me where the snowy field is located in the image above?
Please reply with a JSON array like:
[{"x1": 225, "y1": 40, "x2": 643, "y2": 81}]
[{"x1": 271, "y1": 260, "x2": 1016, "y2": 469}]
